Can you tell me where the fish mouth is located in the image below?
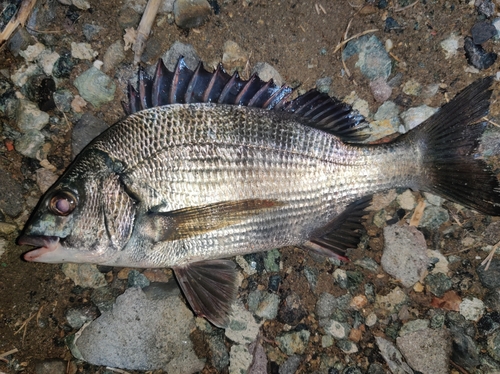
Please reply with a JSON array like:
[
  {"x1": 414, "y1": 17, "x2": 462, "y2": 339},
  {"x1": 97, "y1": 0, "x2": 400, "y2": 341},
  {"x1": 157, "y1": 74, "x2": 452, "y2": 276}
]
[{"x1": 18, "y1": 235, "x2": 63, "y2": 263}]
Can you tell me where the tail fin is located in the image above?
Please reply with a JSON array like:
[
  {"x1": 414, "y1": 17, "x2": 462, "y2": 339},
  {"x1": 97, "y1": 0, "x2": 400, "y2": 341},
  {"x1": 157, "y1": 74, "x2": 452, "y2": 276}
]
[{"x1": 408, "y1": 77, "x2": 500, "y2": 216}]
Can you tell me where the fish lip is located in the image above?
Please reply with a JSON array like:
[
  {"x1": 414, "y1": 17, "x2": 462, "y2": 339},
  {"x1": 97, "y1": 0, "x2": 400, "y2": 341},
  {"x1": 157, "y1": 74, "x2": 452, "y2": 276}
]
[{"x1": 18, "y1": 235, "x2": 61, "y2": 262}]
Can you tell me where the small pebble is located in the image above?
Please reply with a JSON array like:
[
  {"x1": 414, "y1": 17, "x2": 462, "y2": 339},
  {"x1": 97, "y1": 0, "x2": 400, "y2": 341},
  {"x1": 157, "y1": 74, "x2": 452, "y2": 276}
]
[
  {"x1": 476, "y1": 259, "x2": 500, "y2": 289},
  {"x1": 471, "y1": 21, "x2": 497, "y2": 44},
  {"x1": 71, "y1": 42, "x2": 98, "y2": 60},
  {"x1": 369, "y1": 77, "x2": 392, "y2": 102},
  {"x1": 173, "y1": 0, "x2": 212, "y2": 29},
  {"x1": 384, "y1": 17, "x2": 402, "y2": 33},
  {"x1": 73, "y1": 67, "x2": 116, "y2": 108},
  {"x1": 253, "y1": 62, "x2": 284, "y2": 87},
  {"x1": 440, "y1": 33, "x2": 461, "y2": 59},
  {"x1": 460, "y1": 298, "x2": 485, "y2": 321},
  {"x1": 425, "y1": 272, "x2": 452, "y2": 297},
  {"x1": 276, "y1": 329, "x2": 310, "y2": 355},
  {"x1": 464, "y1": 36, "x2": 497, "y2": 70}
]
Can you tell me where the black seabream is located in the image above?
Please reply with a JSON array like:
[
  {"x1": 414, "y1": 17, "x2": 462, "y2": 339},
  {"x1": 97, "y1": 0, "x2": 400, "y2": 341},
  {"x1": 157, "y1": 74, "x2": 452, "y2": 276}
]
[{"x1": 19, "y1": 58, "x2": 500, "y2": 327}]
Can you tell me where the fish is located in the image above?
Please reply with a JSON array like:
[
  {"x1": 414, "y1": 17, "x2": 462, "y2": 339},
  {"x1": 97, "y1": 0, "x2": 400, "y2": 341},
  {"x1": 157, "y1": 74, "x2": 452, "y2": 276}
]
[{"x1": 18, "y1": 57, "x2": 500, "y2": 327}]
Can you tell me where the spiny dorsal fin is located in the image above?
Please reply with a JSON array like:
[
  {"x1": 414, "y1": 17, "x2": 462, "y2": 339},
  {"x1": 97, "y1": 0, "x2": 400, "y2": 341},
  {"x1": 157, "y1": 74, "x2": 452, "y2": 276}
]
[
  {"x1": 303, "y1": 195, "x2": 372, "y2": 261},
  {"x1": 126, "y1": 57, "x2": 369, "y2": 143}
]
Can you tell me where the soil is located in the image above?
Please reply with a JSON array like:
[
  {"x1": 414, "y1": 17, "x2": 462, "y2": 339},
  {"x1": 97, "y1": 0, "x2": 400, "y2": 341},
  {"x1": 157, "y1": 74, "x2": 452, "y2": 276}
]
[{"x1": 1, "y1": 0, "x2": 500, "y2": 373}]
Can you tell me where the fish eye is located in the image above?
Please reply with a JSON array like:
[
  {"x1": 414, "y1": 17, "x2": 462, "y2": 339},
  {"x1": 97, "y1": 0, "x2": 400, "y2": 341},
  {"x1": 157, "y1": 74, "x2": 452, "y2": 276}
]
[{"x1": 49, "y1": 191, "x2": 77, "y2": 216}]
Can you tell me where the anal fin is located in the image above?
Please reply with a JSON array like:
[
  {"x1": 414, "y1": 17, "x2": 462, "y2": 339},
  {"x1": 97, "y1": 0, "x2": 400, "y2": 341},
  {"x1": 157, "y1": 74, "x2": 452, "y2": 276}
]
[
  {"x1": 174, "y1": 260, "x2": 238, "y2": 328},
  {"x1": 303, "y1": 195, "x2": 372, "y2": 261}
]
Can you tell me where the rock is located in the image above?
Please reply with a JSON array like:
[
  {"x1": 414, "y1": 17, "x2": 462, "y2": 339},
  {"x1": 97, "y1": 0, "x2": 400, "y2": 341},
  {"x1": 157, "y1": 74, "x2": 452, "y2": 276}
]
[
  {"x1": 73, "y1": 288, "x2": 204, "y2": 372},
  {"x1": 34, "y1": 359, "x2": 66, "y2": 374},
  {"x1": 277, "y1": 292, "x2": 307, "y2": 326},
  {"x1": 264, "y1": 249, "x2": 281, "y2": 272},
  {"x1": 222, "y1": 41, "x2": 248, "y2": 73},
  {"x1": 53, "y1": 89, "x2": 73, "y2": 112},
  {"x1": 118, "y1": 7, "x2": 142, "y2": 29},
  {"x1": 102, "y1": 40, "x2": 125, "y2": 73},
  {"x1": 65, "y1": 305, "x2": 99, "y2": 329},
  {"x1": 476, "y1": 0, "x2": 495, "y2": 18},
  {"x1": 11, "y1": 63, "x2": 41, "y2": 87},
  {"x1": 52, "y1": 53, "x2": 74, "y2": 78},
  {"x1": 7, "y1": 28, "x2": 36, "y2": 57},
  {"x1": 71, "y1": 42, "x2": 98, "y2": 60},
  {"x1": 229, "y1": 345, "x2": 252, "y2": 374},
  {"x1": 419, "y1": 205, "x2": 449, "y2": 229},
  {"x1": 315, "y1": 76, "x2": 332, "y2": 94},
  {"x1": 425, "y1": 272, "x2": 452, "y2": 297},
  {"x1": 365, "y1": 312, "x2": 377, "y2": 327},
  {"x1": 449, "y1": 329, "x2": 479, "y2": 370},
  {"x1": 375, "y1": 287, "x2": 408, "y2": 315},
  {"x1": 253, "y1": 62, "x2": 284, "y2": 87},
  {"x1": 16, "y1": 99, "x2": 49, "y2": 132},
  {"x1": 0, "y1": 172, "x2": 23, "y2": 218},
  {"x1": 61, "y1": 263, "x2": 108, "y2": 288},
  {"x1": 15, "y1": 131, "x2": 45, "y2": 159},
  {"x1": 370, "y1": 77, "x2": 392, "y2": 102},
  {"x1": 0, "y1": 223, "x2": 16, "y2": 235},
  {"x1": 71, "y1": 113, "x2": 109, "y2": 158},
  {"x1": 19, "y1": 42, "x2": 45, "y2": 62},
  {"x1": 382, "y1": 225, "x2": 428, "y2": 288},
  {"x1": 477, "y1": 259, "x2": 500, "y2": 289},
  {"x1": 399, "y1": 319, "x2": 429, "y2": 336},
  {"x1": 375, "y1": 337, "x2": 413, "y2": 374},
  {"x1": 397, "y1": 190, "x2": 416, "y2": 210},
  {"x1": 225, "y1": 300, "x2": 262, "y2": 344},
  {"x1": 255, "y1": 292, "x2": 279, "y2": 319},
  {"x1": 36, "y1": 168, "x2": 58, "y2": 193},
  {"x1": 37, "y1": 50, "x2": 60, "y2": 76},
  {"x1": 402, "y1": 79, "x2": 422, "y2": 96},
  {"x1": 278, "y1": 355, "x2": 302, "y2": 374},
  {"x1": 342, "y1": 35, "x2": 392, "y2": 80},
  {"x1": 267, "y1": 274, "x2": 281, "y2": 292},
  {"x1": 464, "y1": 36, "x2": 497, "y2": 70},
  {"x1": 324, "y1": 319, "x2": 350, "y2": 339},
  {"x1": 460, "y1": 297, "x2": 485, "y2": 321},
  {"x1": 440, "y1": 33, "x2": 461, "y2": 59},
  {"x1": 485, "y1": 289, "x2": 500, "y2": 312},
  {"x1": 208, "y1": 332, "x2": 229, "y2": 371},
  {"x1": 127, "y1": 269, "x2": 150, "y2": 288},
  {"x1": 304, "y1": 266, "x2": 318, "y2": 290},
  {"x1": 353, "y1": 257, "x2": 379, "y2": 273},
  {"x1": 91, "y1": 286, "x2": 116, "y2": 312},
  {"x1": 488, "y1": 330, "x2": 500, "y2": 361},
  {"x1": 337, "y1": 339, "x2": 358, "y2": 354},
  {"x1": 276, "y1": 328, "x2": 310, "y2": 355},
  {"x1": 162, "y1": 41, "x2": 201, "y2": 71},
  {"x1": 384, "y1": 17, "x2": 402, "y2": 33},
  {"x1": 396, "y1": 328, "x2": 451, "y2": 374},
  {"x1": 73, "y1": 67, "x2": 116, "y2": 108},
  {"x1": 471, "y1": 21, "x2": 497, "y2": 44},
  {"x1": 174, "y1": 0, "x2": 212, "y2": 29},
  {"x1": 477, "y1": 312, "x2": 500, "y2": 335},
  {"x1": 400, "y1": 105, "x2": 438, "y2": 133}
]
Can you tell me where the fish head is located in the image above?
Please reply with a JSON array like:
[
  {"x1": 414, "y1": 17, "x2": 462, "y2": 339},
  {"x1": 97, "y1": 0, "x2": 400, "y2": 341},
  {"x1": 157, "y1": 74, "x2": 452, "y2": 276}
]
[{"x1": 19, "y1": 150, "x2": 136, "y2": 265}]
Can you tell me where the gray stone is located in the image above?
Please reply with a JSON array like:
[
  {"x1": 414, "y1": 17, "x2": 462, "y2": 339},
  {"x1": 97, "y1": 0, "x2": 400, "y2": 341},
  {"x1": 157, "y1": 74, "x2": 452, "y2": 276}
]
[
  {"x1": 0, "y1": 172, "x2": 23, "y2": 217},
  {"x1": 253, "y1": 62, "x2": 284, "y2": 87},
  {"x1": 7, "y1": 28, "x2": 36, "y2": 57},
  {"x1": 325, "y1": 319, "x2": 350, "y2": 339},
  {"x1": 382, "y1": 225, "x2": 428, "y2": 288},
  {"x1": 208, "y1": 333, "x2": 229, "y2": 371},
  {"x1": 222, "y1": 40, "x2": 248, "y2": 73},
  {"x1": 15, "y1": 131, "x2": 45, "y2": 158},
  {"x1": 103, "y1": 40, "x2": 125, "y2": 73},
  {"x1": 400, "y1": 105, "x2": 438, "y2": 133},
  {"x1": 255, "y1": 292, "x2": 279, "y2": 319},
  {"x1": 477, "y1": 259, "x2": 500, "y2": 289},
  {"x1": 316, "y1": 292, "x2": 337, "y2": 318},
  {"x1": 276, "y1": 329, "x2": 310, "y2": 355},
  {"x1": 62, "y1": 263, "x2": 108, "y2": 288},
  {"x1": 82, "y1": 24, "x2": 103, "y2": 41},
  {"x1": 303, "y1": 266, "x2": 318, "y2": 290},
  {"x1": 396, "y1": 328, "x2": 451, "y2": 374},
  {"x1": 36, "y1": 168, "x2": 58, "y2": 193},
  {"x1": 162, "y1": 41, "x2": 201, "y2": 71},
  {"x1": 74, "y1": 288, "x2": 204, "y2": 372},
  {"x1": 375, "y1": 336, "x2": 414, "y2": 374},
  {"x1": 316, "y1": 76, "x2": 333, "y2": 94},
  {"x1": 370, "y1": 77, "x2": 392, "y2": 102},
  {"x1": 53, "y1": 90, "x2": 73, "y2": 112},
  {"x1": 229, "y1": 345, "x2": 252, "y2": 374},
  {"x1": 71, "y1": 113, "x2": 108, "y2": 158},
  {"x1": 419, "y1": 205, "x2": 449, "y2": 229},
  {"x1": 91, "y1": 286, "x2": 116, "y2": 313},
  {"x1": 375, "y1": 287, "x2": 408, "y2": 315},
  {"x1": 34, "y1": 359, "x2": 66, "y2": 374},
  {"x1": 342, "y1": 35, "x2": 392, "y2": 80},
  {"x1": 488, "y1": 331, "x2": 500, "y2": 361},
  {"x1": 118, "y1": 7, "x2": 141, "y2": 29},
  {"x1": 16, "y1": 99, "x2": 49, "y2": 132},
  {"x1": 353, "y1": 257, "x2": 380, "y2": 273},
  {"x1": 425, "y1": 272, "x2": 452, "y2": 297},
  {"x1": 399, "y1": 319, "x2": 430, "y2": 336},
  {"x1": 247, "y1": 290, "x2": 262, "y2": 313},
  {"x1": 279, "y1": 355, "x2": 302, "y2": 374},
  {"x1": 174, "y1": 0, "x2": 211, "y2": 29},
  {"x1": 460, "y1": 297, "x2": 485, "y2": 321},
  {"x1": 73, "y1": 67, "x2": 116, "y2": 108},
  {"x1": 128, "y1": 269, "x2": 150, "y2": 288},
  {"x1": 336, "y1": 339, "x2": 358, "y2": 354},
  {"x1": 225, "y1": 300, "x2": 262, "y2": 345},
  {"x1": 65, "y1": 305, "x2": 99, "y2": 329}
]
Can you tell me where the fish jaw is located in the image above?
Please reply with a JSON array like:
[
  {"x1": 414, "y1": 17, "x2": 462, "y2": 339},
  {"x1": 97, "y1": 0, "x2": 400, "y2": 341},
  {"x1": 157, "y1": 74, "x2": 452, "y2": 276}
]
[{"x1": 20, "y1": 235, "x2": 98, "y2": 264}]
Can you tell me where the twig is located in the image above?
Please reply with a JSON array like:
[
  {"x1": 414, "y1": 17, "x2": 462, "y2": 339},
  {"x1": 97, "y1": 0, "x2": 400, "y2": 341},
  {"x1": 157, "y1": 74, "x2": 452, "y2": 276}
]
[
  {"x1": 394, "y1": 0, "x2": 419, "y2": 12},
  {"x1": 0, "y1": 348, "x2": 18, "y2": 363},
  {"x1": 133, "y1": 0, "x2": 161, "y2": 65},
  {"x1": 14, "y1": 311, "x2": 36, "y2": 344},
  {"x1": 105, "y1": 367, "x2": 132, "y2": 373},
  {"x1": 482, "y1": 116, "x2": 500, "y2": 128},
  {"x1": 318, "y1": 4, "x2": 326, "y2": 14},
  {"x1": 333, "y1": 29, "x2": 379, "y2": 53},
  {"x1": 0, "y1": 0, "x2": 37, "y2": 47},
  {"x1": 25, "y1": 26, "x2": 63, "y2": 34},
  {"x1": 480, "y1": 240, "x2": 500, "y2": 270}
]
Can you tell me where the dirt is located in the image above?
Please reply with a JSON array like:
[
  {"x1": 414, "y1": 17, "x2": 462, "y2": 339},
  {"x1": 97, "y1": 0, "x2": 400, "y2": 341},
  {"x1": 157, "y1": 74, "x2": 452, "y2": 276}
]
[{"x1": 1, "y1": 0, "x2": 500, "y2": 373}]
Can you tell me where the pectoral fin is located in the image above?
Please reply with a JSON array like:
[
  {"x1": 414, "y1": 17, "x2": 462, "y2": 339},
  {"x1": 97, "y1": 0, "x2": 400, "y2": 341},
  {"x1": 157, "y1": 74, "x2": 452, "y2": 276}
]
[
  {"x1": 173, "y1": 260, "x2": 238, "y2": 328},
  {"x1": 142, "y1": 199, "x2": 283, "y2": 242},
  {"x1": 303, "y1": 195, "x2": 372, "y2": 261}
]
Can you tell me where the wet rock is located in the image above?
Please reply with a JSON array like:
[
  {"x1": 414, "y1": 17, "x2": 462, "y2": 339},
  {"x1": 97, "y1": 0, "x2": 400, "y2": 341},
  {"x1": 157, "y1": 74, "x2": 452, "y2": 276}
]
[
  {"x1": 52, "y1": 53, "x2": 74, "y2": 78},
  {"x1": 253, "y1": 62, "x2": 284, "y2": 87},
  {"x1": 174, "y1": 0, "x2": 212, "y2": 29},
  {"x1": 440, "y1": 33, "x2": 461, "y2": 59},
  {"x1": 382, "y1": 225, "x2": 428, "y2": 288},
  {"x1": 277, "y1": 292, "x2": 307, "y2": 326},
  {"x1": 73, "y1": 288, "x2": 204, "y2": 372},
  {"x1": 71, "y1": 42, "x2": 98, "y2": 60},
  {"x1": 162, "y1": 41, "x2": 201, "y2": 71},
  {"x1": 222, "y1": 41, "x2": 248, "y2": 73},
  {"x1": 71, "y1": 113, "x2": 108, "y2": 158},
  {"x1": 400, "y1": 105, "x2": 438, "y2": 133},
  {"x1": 73, "y1": 67, "x2": 116, "y2": 108},
  {"x1": 464, "y1": 36, "x2": 497, "y2": 70},
  {"x1": 34, "y1": 359, "x2": 66, "y2": 374},
  {"x1": 276, "y1": 328, "x2": 310, "y2": 355},
  {"x1": 128, "y1": 269, "x2": 150, "y2": 288},
  {"x1": 278, "y1": 355, "x2": 302, "y2": 374},
  {"x1": 425, "y1": 272, "x2": 452, "y2": 297},
  {"x1": 396, "y1": 328, "x2": 451, "y2": 374},
  {"x1": 460, "y1": 297, "x2": 485, "y2": 321},
  {"x1": 0, "y1": 173, "x2": 22, "y2": 218},
  {"x1": 62, "y1": 263, "x2": 108, "y2": 288},
  {"x1": 255, "y1": 292, "x2": 279, "y2": 319},
  {"x1": 15, "y1": 131, "x2": 45, "y2": 159},
  {"x1": 103, "y1": 40, "x2": 125, "y2": 73},
  {"x1": 471, "y1": 21, "x2": 497, "y2": 44},
  {"x1": 369, "y1": 77, "x2": 392, "y2": 102},
  {"x1": 476, "y1": 259, "x2": 500, "y2": 289},
  {"x1": 16, "y1": 99, "x2": 49, "y2": 132},
  {"x1": 342, "y1": 35, "x2": 392, "y2": 80},
  {"x1": 375, "y1": 336, "x2": 413, "y2": 374},
  {"x1": 65, "y1": 305, "x2": 99, "y2": 329}
]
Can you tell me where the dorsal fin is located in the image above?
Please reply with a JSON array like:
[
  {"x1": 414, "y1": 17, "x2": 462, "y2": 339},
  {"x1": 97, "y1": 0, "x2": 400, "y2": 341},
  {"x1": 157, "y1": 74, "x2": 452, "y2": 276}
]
[{"x1": 125, "y1": 57, "x2": 369, "y2": 143}]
